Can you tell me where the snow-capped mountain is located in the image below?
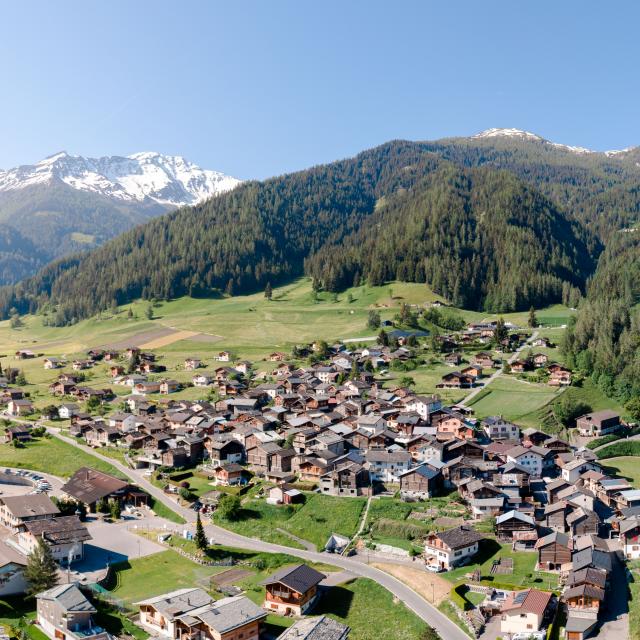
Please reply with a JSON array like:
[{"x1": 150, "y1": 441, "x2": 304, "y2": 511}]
[
  {"x1": 0, "y1": 151, "x2": 240, "y2": 206},
  {"x1": 471, "y1": 127, "x2": 636, "y2": 157}
]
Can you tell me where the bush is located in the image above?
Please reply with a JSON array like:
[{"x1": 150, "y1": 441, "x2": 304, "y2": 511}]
[{"x1": 597, "y1": 440, "x2": 640, "y2": 459}]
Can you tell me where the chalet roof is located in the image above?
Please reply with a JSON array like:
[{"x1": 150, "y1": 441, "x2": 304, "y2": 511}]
[
  {"x1": 276, "y1": 616, "x2": 350, "y2": 640},
  {"x1": 496, "y1": 510, "x2": 534, "y2": 525},
  {"x1": 194, "y1": 595, "x2": 267, "y2": 633},
  {"x1": 563, "y1": 584, "x2": 605, "y2": 601},
  {"x1": 37, "y1": 584, "x2": 95, "y2": 612},
  {"x1": 566, "y1": 567, "x2": 607, "y2": 589},
  {"x1": 535, "y1": 531, "x2": 571, "y2": 550},
  {"x1": 433, "y1": 525, "x2": 484, "y2": 550},
  {"x1": 62, "y1": 467, "x2": 129, "y2": 504},
  {"x1": 261, "y1": 564, "x2": 325, "y2": 594},
  {"x1": 501, "y1": 589, "x2": 552, "y2": 616},
  {"x1": 24, "y1": 515, "x2": 91, "y2": 544},
  {"x1": 0, "y1": 494, "x2": 59, "y2": 518}
]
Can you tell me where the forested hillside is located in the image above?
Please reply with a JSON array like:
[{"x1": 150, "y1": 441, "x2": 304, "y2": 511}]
[
  {"x1": 3, "y1": 134, "x2": 640, "y2": 324},
  {"x1": 305, "y1": 165, "x2": 594, "y2": 311},
  {"x1": 562, "y1": 230, "x2": 640, "y2": 402}
]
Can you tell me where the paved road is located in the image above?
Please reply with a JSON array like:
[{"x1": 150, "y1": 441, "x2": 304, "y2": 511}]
[
  {"x1": 46, "y1": 428, "x2": 469, "y2": 640},
  {"x1": 459, "y1": 330, "x2": 539, "y2": 407},
  {"x1": 592, "y1": 433, "x2": 640, "y2": 453}
]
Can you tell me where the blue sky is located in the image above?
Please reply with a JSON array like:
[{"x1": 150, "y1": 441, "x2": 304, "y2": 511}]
[{"x1": 1, "y1": 1, "x2": 638, "y2": 179}]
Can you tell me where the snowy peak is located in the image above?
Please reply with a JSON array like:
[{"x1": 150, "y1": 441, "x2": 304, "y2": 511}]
[
  {"x1": 471, "y1": 128, "x2": 638, "y2": 157},
  {"x1": 0, "y1": 152, "x2": 241, "y2": 206},
  {"x1": 473, "y1": 128, "x2": 545, "y2": 142}
]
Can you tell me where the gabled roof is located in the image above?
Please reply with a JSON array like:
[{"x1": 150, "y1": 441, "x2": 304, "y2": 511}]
[
  {"x1": 62, "y1": 467, "x2": 129, "y2": 504},
  {"x1": 37, "y1": 584, "x2": 95, "y2": 612},
  {"x1": 261, "y1": 563, "x2": 325, "y2": 593},
  {"x1": 431, "y1": 525, "x2": 484, "y2": 550},
  {"x1": 277, "y1": 616, "x2": 350, "y2": 640},
  {"x1": 501, "y1": 589, "x2": 552, "y2": 617},
  {"x1": 496, "y1": 510, "x2": 535, "y2": 525},
  {"x1": 0, "y1": 494, "x2": 60, "y2": 518}
]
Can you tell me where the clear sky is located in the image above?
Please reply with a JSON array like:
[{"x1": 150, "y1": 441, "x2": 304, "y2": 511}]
[{"x1": 1, "y1": 1, "x2": 638, "y2": 179}]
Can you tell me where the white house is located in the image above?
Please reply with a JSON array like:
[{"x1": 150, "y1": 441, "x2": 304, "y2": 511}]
[
  {"x1": 424, "y1": 525, "x2": 484, "y2": 570},
  {"x1": 58, "y1": 403, "x2": 80, "y2": 419},
  {"x1": 505, "y1": 445, "x2": 543, "y2": 477},
  {"x1": 560, "y1": 459, "x2": 602, "y2": 484},
  {"x1": 365, "y1": 450, "x2": 412, "y2": 483},
  {"x1": 482, "y1": 416, "x2": 519, "y2": 441},
  {"x1": 192, "y1": 373, "x2": 214, "y2": 387},
  {"x1": 404, "y1": 395, "x2": 442, "y2": 421},
  {"x1": 500, "y1": 589, "x2": 553, "y2": 636}
]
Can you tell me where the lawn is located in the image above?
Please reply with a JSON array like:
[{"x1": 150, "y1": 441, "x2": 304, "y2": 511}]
[
  {"x1": 442, "y1": 540, "x2": 559, "y2": 591},
  {"x1": 601, "y1": 457, "x2": 640, "y2": 486},
  {"x1": 0, "y1": 434, "x2": 124, "y2": 479},
  {"x1": 0, "y1": 596, "x2": 48, "y2": 640},
  {"x1": 466, "y1": 376, "x2": 560, "y2": 422},
  {"x1": 106, "y1": 550, "x2": 227, "y2": 604},
  {"x1": 214, "y1": 493, "x2": 366, "y2": 550},
  {"x1": 315, "y1": 578, "x2": 430, "y2": 640}
]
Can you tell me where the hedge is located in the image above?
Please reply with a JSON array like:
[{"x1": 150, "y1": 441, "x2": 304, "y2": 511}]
[{"x1": 596, "y1": 440, "x2": 640, "y2": 459}]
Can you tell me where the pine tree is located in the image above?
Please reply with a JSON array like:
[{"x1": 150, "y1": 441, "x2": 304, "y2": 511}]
[
  {"x1": 264, "y1": 282, "x2": 272, "y2": 300},
  {"x1": 194, "y1": 512, "x2": 208, "y2": 551},
  {"x1": 145, "y1": 305, "x2": 153, "y2": 320},
  {"x1": 24, "y1": 537, "x2": 58, "y2": 597},
  {"x1": 528, "y1": 306, "x2": 539, "y2": 328}
]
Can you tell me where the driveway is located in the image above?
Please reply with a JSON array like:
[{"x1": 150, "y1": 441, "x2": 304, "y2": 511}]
[{"x1": 595, "y1": 554, "x2": 629, "y2": 640}]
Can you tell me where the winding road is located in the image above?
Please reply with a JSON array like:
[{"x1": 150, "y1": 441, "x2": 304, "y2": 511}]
[{"x1": 46, "y1": 427, "x2": 469, "y2": 640}]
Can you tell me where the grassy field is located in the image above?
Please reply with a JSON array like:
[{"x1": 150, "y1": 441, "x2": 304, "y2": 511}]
[
  {"x1": 214, "y1": 493, "x2": 366, "y2": 550},
  {"x1": 106, "y1": 550, "x2": 228, "y2": 604},
  {"x1": 0, "y1": 434, "x2": 124, "y2": 478},
  {"x1": 601, "y1": 457, "x2": 640, "y2": 486},
  {"x1": 466, "y1": 376, "x2": 560, "y2": 422},
  {"x1": 315, "y1": 578, "x2": 430, "y2": 640}
]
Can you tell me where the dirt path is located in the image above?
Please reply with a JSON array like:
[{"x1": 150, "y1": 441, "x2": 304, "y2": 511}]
[{"x1": 372, "y1": 562, "x2": 451, "y2": 605}]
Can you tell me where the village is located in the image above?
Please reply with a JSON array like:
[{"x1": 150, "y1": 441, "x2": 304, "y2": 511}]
[{"x1": 0, "y1": 311, "x2": 636, "y2": 640}]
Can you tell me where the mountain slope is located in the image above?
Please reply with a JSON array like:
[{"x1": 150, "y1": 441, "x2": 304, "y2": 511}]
[
  {"x1": 0, "y1": 139, "x2": 604, "y2": 324},
  {"x1": 306, "y1": 164, "x2": 595, "y2": 311},
  {"x1": 0, "y1": 152, "x2": 240, "y2": 285}
]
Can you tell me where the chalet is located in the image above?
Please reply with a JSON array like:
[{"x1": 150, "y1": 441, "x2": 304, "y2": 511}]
[
  {"x1": 269, "y1": 352, "x2": 287, "y2": 362},
  {"x1": 214, "y1": 351, "x2": 231, "y2": 362},
  {"x1": 437, "y1": 372, "x2": 474, "y2": 389},
  {"x1": 444, "y1": 352, "x2": 463, "y2": 366},
  {"x1": 532, "y1": 352, "x2": 549, "y2": 367},
  {"x1": 7, "y1": 398, "x2": 33, "y2": 416},
  {"x1": 108, "y1": 365, "x2": 125, "y2": 377},
  {"x1": 136, "y1": 588, "x2": 266, "y2": 640},
  {"x1": 495, "y1": 511, "x2": 537, "y2": 542},
  {"x1": 85, "y1": 424, "x2": 120, "y2": 447},
  {"x1": 548, "y1": 363, "x2": 572, "y2": 386},
  {"x1": 246, "y1": 442, "x2": 295, "y2": 474},
  {"x1": 212, "y1": 463, "x2": 244, "y2": 486},
  {"x1": 505, "y1": 445, "x2": 543, "y2": 477},
  {"x1": 461, "y1": 364, "x2": 483, "y2": 379},
  {"x1": 576, "y1": 410, "x2": 621, "y2": 437},
  {"x1": 500, "y1": 589, "x2": 553, "y2": 637},
  {"x1": 532, "y1": 336, "x2": 552, "y2": 348},
  {"x1": 3, "y1": 425, "x2": 31, "y2": 444},
  {"x1": 0, "y1": 542, "x2": 27, "y2": 595},
  {"x1": 184, "y1": 357, "x2": 202, "y2": 370},
  {"x1": 59, "y1": 403, "x2": 80, "y2": 419},
  {"x1": 320, "y1": 460, "x2": 371, "y2": 497},
  {"x1": 535, "y1": 531, "x2": 572, "y2": 571},
  {"x1": 261, "y1": 564, "x2": 325, "y2": 616},
  {"x1": 62, "y1": 467, "x2": 148, "y2": 510},
  {"x1": 424, "y1": 525, "x2": 484, "y2": 570},
  {"x1": 205, "y1": 438, "x2": 244, "y2": 467},
  {"x1": 160, "y1": 379, "x2": 181, "y2": 394},
  {"x1": 472, "y1": 352, "x2": 495, "y2": 368},
  {"x1": 135, "y1": 381, "x2": 162, "y2": 395},
  {"x1": 482, "y1": 416, "x2": 519, "y2": 441},
  {"x1": 0, "y1": 494, "x2": 60, "y2": 532},
  {"x1": 14, "y1": 349, "x2": 35, "y2": 359},
  {"x1": 43, "y1": 357, "x2": 63, "y2": 370},
  {"x1": 510, "y1": 359, "x2": 530, "y2": 374},
  {"x1": 37, "y1": 584, "x2": 110, "y2": 640},
  {"x1": 620, "y1": 518, "x2": 640, "y2": 559},
  {"x1": 398, "y1": 464, "x2": 442, "y2": 498},
  {"x1": 365, "y1": 450, "x2": 412, "y2": 483},
  {"x1": 16, "y1": 516, "x2": 91, "y2": 563},
  {"x1": 267, "y1": 485, "x2": 305, "y2": 505}
]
